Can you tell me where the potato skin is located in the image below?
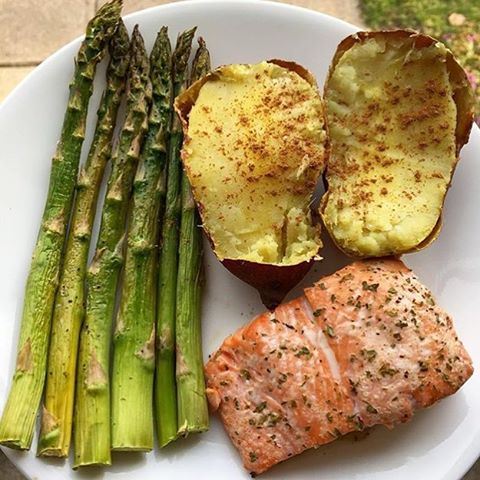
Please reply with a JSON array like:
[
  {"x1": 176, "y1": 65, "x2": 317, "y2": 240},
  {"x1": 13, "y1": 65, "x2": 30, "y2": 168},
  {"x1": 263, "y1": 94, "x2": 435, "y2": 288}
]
[
  {"x1": 222, "y1": 259, "x2": 314, "y2": 310},
  {"x1": 321, "y1": 29, "x2": 474, "y2": 258},
  {"x1": 175, "y1": 60, "x2": 327, "y2": 308}
]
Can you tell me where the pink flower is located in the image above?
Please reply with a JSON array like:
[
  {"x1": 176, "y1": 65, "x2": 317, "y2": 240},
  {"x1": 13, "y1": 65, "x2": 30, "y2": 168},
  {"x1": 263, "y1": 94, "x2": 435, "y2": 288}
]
[
  {"x1": 465, "y1": 70, "x2": 478, "y2": 90},
  {"x1": 466, "y1": 71, "x2": 478, "y2": 90}
]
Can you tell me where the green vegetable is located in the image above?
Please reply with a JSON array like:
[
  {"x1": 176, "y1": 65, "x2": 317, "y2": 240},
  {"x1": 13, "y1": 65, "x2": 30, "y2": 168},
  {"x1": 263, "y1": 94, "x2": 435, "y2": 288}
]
[
  {"x1": 154, "y1": 26, "x2": 196, "y2": 448},
  {"x1": 73, "y1": 25, "x2": 152, "y2": 467},
  {"x1": 176, "y1": 37, "x2": 211, "y2": 436},
  {"x1": 361, "y1": 0, "x2": 479, "y2": 35},
  {"x1": 111, "y1": 26, "x2": 172, "y2": 452},
  {"x1": 0, "y1": 0, "x2": 121, "y2": 451},
  {"x1": 37, "y1": 19, "x2": 130, "y2": 458}
]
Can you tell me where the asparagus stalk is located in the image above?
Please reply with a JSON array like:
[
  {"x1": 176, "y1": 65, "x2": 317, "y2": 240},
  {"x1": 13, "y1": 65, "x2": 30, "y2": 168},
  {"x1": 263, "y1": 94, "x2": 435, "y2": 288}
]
[
  {"x1": 37, "y1": 20, "x2": 130, "y2": 459},
  {"x1": 0, "y1": 0, "x2": 121, "y2": 451},
  {"x1": 73, "y1": 26, "x2": 152, "y2": 468},
  {"x1": 111, "y1": 27, "x2": 172, "y2": 452},
  {"x1": 155, "y1": 27, "x2": 196, "y2": 447},
  {"x1": 176, "y1": 38, "x2": 210, "y2": 436}
]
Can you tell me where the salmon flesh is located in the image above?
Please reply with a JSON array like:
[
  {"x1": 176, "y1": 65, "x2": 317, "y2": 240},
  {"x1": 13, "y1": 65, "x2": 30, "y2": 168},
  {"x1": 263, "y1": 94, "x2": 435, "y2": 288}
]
[{"x1": 204, "y1": 259, "x2": 473, "y2": 475}]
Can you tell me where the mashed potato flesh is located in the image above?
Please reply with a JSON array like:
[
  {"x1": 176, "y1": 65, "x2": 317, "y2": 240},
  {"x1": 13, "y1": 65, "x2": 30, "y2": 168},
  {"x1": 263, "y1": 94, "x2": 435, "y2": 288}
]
[
  {"x1": 323, "y1": 37, "x2": 457, "y2": 257},
  {"x1": 184, "y1": 62, "x2": 326, "y2": 265}
]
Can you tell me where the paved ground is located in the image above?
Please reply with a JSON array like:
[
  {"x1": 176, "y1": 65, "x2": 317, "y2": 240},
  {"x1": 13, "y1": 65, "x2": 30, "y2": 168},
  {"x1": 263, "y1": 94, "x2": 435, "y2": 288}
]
[{"x1": 0, "y1": 0, "x2": 477, "y2": 479}]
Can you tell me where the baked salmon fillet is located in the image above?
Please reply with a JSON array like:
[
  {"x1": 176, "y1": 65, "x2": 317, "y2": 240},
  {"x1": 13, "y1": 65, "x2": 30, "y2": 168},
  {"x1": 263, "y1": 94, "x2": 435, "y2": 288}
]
[{"x1": 204, "y1": 259, "x2": 473, "y2": 475}]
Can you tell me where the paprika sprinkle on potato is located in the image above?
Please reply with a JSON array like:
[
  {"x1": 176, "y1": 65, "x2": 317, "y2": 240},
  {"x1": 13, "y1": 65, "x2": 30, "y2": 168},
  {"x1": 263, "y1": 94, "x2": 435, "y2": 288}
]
[
  {"x1": 321, "y1": 31, "x2": 474, "y2": 258},
  {"x1": 175, "y1": 60, "x2": 329, "y2": 307}
]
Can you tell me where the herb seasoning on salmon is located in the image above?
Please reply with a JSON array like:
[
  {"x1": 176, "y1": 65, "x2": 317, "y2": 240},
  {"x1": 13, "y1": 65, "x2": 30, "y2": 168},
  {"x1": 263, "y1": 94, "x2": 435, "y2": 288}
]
[{"x1": 204, "y1": 259, "x2": 473, "y2": 475}]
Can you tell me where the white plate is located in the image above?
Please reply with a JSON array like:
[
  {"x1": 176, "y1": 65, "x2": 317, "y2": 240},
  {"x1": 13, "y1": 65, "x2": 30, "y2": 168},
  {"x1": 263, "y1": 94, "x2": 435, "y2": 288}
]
[{"x1": 1, "y1": 1, "x2": 479, "y2": 479}]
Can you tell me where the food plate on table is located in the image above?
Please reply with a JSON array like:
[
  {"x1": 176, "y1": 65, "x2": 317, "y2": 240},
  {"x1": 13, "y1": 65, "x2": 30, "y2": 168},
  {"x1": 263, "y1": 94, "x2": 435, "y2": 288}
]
[{"x1": 0, "y1": 1, "x2": 479, "y2": 479}]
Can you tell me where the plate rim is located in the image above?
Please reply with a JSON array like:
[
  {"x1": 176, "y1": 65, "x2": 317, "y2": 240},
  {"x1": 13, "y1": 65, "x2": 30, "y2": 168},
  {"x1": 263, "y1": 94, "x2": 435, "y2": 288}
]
[{"x1": 0, "y1": 1, "x2": 479, "y2": 479}]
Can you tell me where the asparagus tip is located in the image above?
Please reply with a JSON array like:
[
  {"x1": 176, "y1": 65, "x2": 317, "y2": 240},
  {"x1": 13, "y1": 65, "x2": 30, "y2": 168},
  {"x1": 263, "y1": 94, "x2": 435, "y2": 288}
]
[
  {"x1": 176, "y1": 26, "x2": 197, "y2": 43},
  {"x1": 91, "y1": 0, "x2": 123, "y2": 33},
  {"x1": 109, "y1": 19, "x2": 130, "y2": 60},
  {"x1": 130, "y1": 24, "x2": 148, "y2": 56},
  {"x1": 102, "y1": 0, "x2": 123, "y2": 15},
  {"x1": 173, "y1": 27, "x2": 197, "y2": 81},
  {"x1": 129, "y1": 24, "x2": 150, "y2": 81},
  {"x1": 191, "y1": 37, "x2": 211, "y2": 84},
  {"x1": 151, "y1": 26, "x2": 172, "y2": 66},
  {"x1": 131, "y1": 23, "x2": 141, "y2": 39}
]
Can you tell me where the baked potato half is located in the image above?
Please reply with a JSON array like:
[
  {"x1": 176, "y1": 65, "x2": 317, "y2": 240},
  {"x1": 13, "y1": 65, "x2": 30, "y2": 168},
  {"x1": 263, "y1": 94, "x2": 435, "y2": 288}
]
[
  {"x1": 175, "y1": 60, "x2": 328, "y2": 308},
  {"x1": 321, "y1": 30, "x2": 474, "y2": 258}
]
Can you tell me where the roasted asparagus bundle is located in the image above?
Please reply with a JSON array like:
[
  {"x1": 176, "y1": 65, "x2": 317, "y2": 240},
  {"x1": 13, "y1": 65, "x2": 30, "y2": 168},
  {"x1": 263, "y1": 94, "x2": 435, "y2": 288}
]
[
  {"x1": 111, "y1": 26, "x2": 172, "y2": 452},
  {"x1": 74, "y1": 26, "x2": 152, "y2": 467},
  {"x1": 0, "y1": 0, "x2": 122, "y2": 451},
  {"x1": 154, "y1": 27, "x2": 196, "y2": 448},
  {"x1": 38, "y1": 19, "x2": 130, "y2": 459}
]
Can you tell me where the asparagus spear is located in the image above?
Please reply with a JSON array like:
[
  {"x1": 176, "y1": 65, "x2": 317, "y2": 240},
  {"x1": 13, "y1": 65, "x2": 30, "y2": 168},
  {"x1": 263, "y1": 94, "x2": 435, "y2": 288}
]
[
  {"x1": 176, "y1": 38, "x2": 210, "y2": 436},
  {"x1": 73, "y1": 26, "x2": 152, "y2": 468},
  {"x1": 0, "y1": 0, "x2": 121, "y2": 451},
  {"x1": 111, "y1": 27, "x2": 172, "y2": 452},
  {"x1": 36, "y1": 20, "x2": 130, "y2": 458},
  {"x1": 155, "y1": 27, "x2": 196, "y2": 447}
]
